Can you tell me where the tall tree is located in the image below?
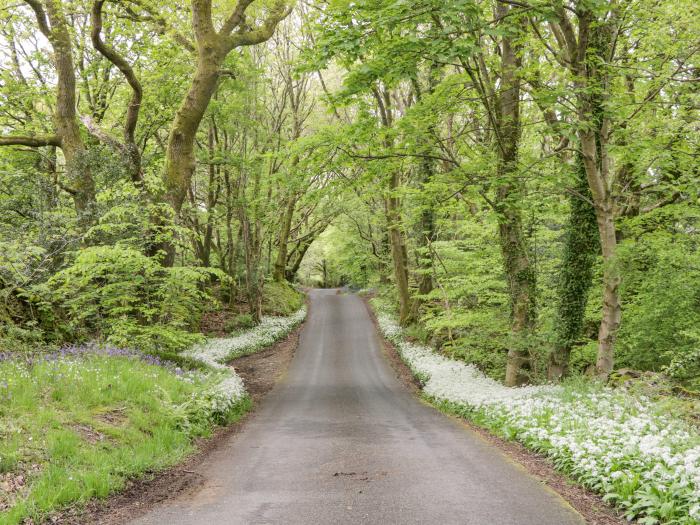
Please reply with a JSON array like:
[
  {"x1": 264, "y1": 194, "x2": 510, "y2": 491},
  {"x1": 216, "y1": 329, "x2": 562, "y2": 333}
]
[
  {"x1": 163, "y1": 0, "x2": 291, "y2": 221},
  {"x1": 0, "y1": 0, "x2": 96, "y2": 224}
]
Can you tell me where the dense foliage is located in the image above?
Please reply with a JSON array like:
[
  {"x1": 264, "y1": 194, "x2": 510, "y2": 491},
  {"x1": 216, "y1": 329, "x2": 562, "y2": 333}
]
[
  {"x1": 1, "y1": 0, "x2": 696, "y2": 385},
  {"x1": 0, "y1": 0, "x2": 698, "y2": 520},
  {"x1": 294, "y1": 0, "x2": 700, "y2": 389}
]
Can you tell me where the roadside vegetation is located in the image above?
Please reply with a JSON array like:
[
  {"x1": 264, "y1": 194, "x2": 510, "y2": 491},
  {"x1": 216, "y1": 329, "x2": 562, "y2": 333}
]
[
  {"x1": 0, "y1": 302, "x2": 303, "y2": 524},
  {"x1": 373, "y1": 298, "x2": 700, "y2": 524}
]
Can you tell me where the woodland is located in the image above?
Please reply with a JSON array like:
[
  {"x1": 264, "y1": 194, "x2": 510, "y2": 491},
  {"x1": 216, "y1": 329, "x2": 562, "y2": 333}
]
[
  {"x1": 0, "y1": 0, "x2": 699, "y2": 521},
  {"x1": 1, "y1": 0, "x2": 698, "y2": 385}
]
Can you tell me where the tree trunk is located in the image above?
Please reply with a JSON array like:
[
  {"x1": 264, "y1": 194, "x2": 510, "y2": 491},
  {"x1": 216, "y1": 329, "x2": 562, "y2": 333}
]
[
  {"x1": 580, "y1": 124, "x2": 621, "y2": 380},
  {"x1": 379, "y1": 229, "x2": 391, "y2": 284},
  {"x1": 594, "y1": 200, "x2": 621, "y2": 377},
  {"x1": 385, "y1": 172, "x2": 414, "y2": 326},
  {"x1": 575, "y1": 15, "x2": 621, "y2": 380},
  {"x1": 498, "y1": 197, "x2": 537, "y2": 386},
  {"x1": 287, "y1": 238, "x2": 313, "y2": 281},
  {"x1": 494, "y1": 2, "x2": 535, "y2": 386},
  {"x1": 164, "y1": 47, "x2": 223, "y2": 215},
  {"x1": 16, "y1": 0, "x2": 97, "y2": 225},
  {"x1": 548, "y1": 152, "x2": 600, "y2": 380},
  {"x1": 273, "y1": 193, "x2": 297, "y2": 281},
  {"x1": 417, "y1": 156, "x2": 436, "y2": 298}
]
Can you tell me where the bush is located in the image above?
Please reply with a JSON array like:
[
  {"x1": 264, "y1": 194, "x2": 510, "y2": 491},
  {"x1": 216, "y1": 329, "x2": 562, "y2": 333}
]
[
  {"x1": 224, "y1": 313, "x2": 255, "y2": 333},
  {"x1": 616, "y1": 233, "x2": 700, "y2": 372},
  {"x1": 45, "y1": 246, "x2": 225, "y2": 353},
  {"x1": 262, "y1": 281, "x2": 304, "y2": 316},
  {"x1": 0, "y1": 321, "x2": 48, "y2": 353}
]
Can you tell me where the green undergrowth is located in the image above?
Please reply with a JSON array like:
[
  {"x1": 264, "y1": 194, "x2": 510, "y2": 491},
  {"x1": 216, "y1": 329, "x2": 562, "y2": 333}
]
[
  {"x1": 0, "y1": 354, "x2": 249, "y2": 525},
  {"x1": 262, "y1": 281, "x2": 304, "y2": 316}
]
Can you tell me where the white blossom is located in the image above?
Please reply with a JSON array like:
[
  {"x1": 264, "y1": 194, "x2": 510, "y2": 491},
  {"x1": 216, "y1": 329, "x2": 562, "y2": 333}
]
[
  {"x1": 185, "y1": 307, "x2": 306, "y2": 421},
  {"x1": 185, "y1": 307, "x2": 307, "y2": 369}
]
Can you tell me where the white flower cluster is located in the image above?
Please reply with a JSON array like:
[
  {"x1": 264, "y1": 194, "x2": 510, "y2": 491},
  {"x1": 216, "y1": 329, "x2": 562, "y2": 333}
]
[
  {"x1": 376, "y1": 309, "x2": 700, "y2": 524},
  {"x1": 199, "y1": 373, "x2": 247, "y2": 420},
  {"x1": 185, "y1": 307, "x2": 307, "y2": 369},
  {"x1": 185, "y1": 307, "x2": 306, "y2": 422}
]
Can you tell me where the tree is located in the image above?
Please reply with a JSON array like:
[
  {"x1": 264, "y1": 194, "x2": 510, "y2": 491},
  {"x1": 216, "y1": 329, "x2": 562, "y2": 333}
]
[
  {"x1": 0, "y1": 0, "x2": 96, "y2": 224},
  {"x1": 163, "y1": 0, "x2": 291, "y2": 221}
]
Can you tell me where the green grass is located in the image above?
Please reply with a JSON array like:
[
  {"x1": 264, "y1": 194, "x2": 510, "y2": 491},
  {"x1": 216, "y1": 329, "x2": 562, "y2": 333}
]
[{"x1": 0, "y1": 355, "x2": 247, "y2": 524}]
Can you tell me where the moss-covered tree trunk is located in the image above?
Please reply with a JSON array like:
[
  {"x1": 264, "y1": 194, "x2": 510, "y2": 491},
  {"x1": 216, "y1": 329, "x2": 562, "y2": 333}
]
[
  {"x1": 385, "y1": 172, "x2": 414, "y2": 326},
  {"x1": 494, "y1": 2, "x2": 536, "y2": 386},
  {"x1": 160, "y1": 0, "x2": 290, "y2": 265},
  {"x1": 45, "y1": 0, "x2": 95, "y2": 221},
  {"x1": 3, "y1": 1, "x2": 96, "y2": 226},
  {"x1": 165, "y1": 45, "x2": 224, "y2": 216}
]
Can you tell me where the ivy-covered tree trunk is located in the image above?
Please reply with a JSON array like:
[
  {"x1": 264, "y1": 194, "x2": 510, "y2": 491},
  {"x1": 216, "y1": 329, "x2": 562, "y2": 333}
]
[
  {"x1": 418, "y1": 200, "x2": 436, "y2": 296},
  {"x1": 497, "y1": 192, "x2": 537, "y2": 387},
  {"x1": 416, "y1": 153, "x2": 436, "y2": 299},
  {"x1": 575, "y1": 14, "x2": 621, "y2": 379},
  {"x1": 548, "y1": 153, "x2": 600, "y2": 380},
  {"x1": 412, "y1": 69, "x2": 440, "y2": 299}
]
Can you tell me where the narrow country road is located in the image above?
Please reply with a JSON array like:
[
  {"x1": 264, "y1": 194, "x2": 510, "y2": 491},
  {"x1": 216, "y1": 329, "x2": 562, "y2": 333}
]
[{"x1": 132, "y1": 290, "x2": 584, "y2": 525}]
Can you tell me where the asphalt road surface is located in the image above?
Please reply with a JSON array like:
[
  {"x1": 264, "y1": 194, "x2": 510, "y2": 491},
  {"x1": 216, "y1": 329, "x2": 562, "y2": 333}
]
[{"x1": 132, "y1": 289, "x2": 584, "y2": 525}]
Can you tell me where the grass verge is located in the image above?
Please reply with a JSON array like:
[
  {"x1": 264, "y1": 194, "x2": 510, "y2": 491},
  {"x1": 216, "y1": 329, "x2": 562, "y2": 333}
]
[{"x1": 0, "y1": 351, "x2": 248, "y2": 525}]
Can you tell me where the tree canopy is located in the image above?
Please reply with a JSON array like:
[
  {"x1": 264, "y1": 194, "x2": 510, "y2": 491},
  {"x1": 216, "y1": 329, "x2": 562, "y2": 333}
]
[{"x1": 1, "y1": 0, "x2": 699, "y2": 387}]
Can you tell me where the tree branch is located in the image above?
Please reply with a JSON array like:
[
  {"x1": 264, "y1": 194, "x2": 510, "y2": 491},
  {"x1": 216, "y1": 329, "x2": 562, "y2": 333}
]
[
  {"x1": 23, "y1": 0, "x2": 51, "y2": 37},
  {"x1": 123, "y1": 0, "x2": 195, "y2": 52},
  {"x1": 91, "y1": 0, "x2": 143, "y2": 150},
  {"x1": 79, "y1": 114, "x2": 124, "y2": 152},
  {"x1": 225, "y1": 1, "x2": 291, "y2": 50},
  {"x1": 0, "y1": 135, "x2": 60, "y2": 147},
  {"x1": 220, "y1": 0, "x2": 255, "y2": 36}
]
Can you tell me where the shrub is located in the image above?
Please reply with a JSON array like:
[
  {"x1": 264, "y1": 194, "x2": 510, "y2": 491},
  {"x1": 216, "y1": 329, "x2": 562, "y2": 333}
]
[
  {"x1": 616, "y1": 233, "x2": 700, "y2": 372},
  {"x1": 46, "y1": 246, "x2": 225, "y2": 353},
  {"x1": 262, "y1": 281, "x2": 304, "y2": 316},
  {"x1": 224, "y1": 313, "x2": 255, "y2": 333}
]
